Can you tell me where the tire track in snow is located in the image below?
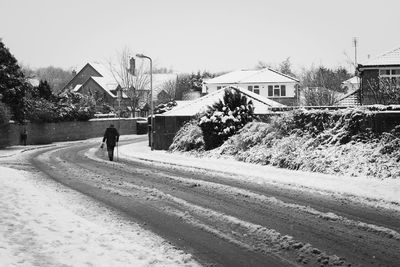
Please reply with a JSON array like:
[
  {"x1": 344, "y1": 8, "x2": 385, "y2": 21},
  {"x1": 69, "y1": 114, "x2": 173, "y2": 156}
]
[
  {"x1": 86, "y1": 147, "x2": 400, "y2": 242},
  {"x1": 89, "y1": 178, "x2": 350, "y2": 266},
  {"x1": 37, "y1": 144, "x2": 400, "y2": 266}
]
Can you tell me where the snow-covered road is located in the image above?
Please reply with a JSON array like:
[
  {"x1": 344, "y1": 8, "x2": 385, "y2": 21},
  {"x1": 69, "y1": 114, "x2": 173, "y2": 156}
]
[
  {"x1": 0, "y1": 144, "x2": 200, "y2": 267},
  {"x1": 1, "y1": 135, "x2": 400, "y2": 266}
]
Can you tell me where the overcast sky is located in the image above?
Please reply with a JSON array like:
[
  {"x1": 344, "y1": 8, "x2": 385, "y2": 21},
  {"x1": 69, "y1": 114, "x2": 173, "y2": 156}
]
[{"x1": 1, "y1": 0, "x2": 400, "y2": 74}]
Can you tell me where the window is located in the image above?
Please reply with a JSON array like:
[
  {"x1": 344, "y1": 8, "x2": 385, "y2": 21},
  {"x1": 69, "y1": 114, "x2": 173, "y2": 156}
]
[
  {"x1": 248, "y1": 85, "x2": 253, "y2": 92},
  {"x1": 379, "y1": 68, "x2": 400, "y2": 84},
  {"x1": 253, "y1": 85, "x2": 259, "y2": 94},
  {"x1": 267, "y1": 84, "x2": 287, "y2": 97},
  {"x1": 217, "y1": 86, "x2": 222, "y2": 90},
  {"x1": 268, "y1": 85, "x2": 273, "y2": 96},
  {"x1": 274, "y1": 85, "x2": 280, "y2": 97},
  {"x1": 281, "y1": 85, "x2": 286, "y2": 96}
]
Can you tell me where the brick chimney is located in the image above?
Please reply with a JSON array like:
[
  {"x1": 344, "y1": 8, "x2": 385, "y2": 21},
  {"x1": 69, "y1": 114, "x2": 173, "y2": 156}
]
[{"x1": 128, "y1": 57, "x2": 135, "y2": 75}]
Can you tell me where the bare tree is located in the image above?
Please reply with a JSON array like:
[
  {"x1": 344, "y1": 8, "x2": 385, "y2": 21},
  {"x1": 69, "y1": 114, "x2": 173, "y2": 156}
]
[
  {"x1": 108, "y1": 47, "x2": 151, "y2": 116},
  {"x1": 299, "y1": 65, "x2": 351, "y2": 106},
  {"x1": 255, "y1": 57, "x2": 297, "y2": 78},
  {"x1": 302, "y1": 87, "x2": 338, "y2": 106},
  {"x1": 364, "y1": 77, "x2": 400, "y2": 105},
  {"x1": 157, "y1": 79, "x2": 177, "y2": 104}
]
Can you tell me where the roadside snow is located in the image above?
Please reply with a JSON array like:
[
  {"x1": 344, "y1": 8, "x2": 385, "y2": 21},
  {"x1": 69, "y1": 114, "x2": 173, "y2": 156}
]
[
  {"x1": 118, "y1": 140, "x2": 400, "y2": 210},
  {"x1": 0, "y1": 165, "x2": 200, "y2": 267}
]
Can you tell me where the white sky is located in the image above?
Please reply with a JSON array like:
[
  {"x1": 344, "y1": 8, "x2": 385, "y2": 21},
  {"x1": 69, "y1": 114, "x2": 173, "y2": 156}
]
[{"x1": 1, "y1": 0, "x2": 400, "y2": 73}]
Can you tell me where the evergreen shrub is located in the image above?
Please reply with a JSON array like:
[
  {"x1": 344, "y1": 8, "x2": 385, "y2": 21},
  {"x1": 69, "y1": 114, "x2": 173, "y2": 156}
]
[{"x1": 198, "y1": 88, "x2": 254, "y2": 150}]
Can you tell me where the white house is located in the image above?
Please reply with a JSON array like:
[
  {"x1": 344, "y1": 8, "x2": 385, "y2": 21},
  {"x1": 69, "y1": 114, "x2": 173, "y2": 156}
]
[
  {"x1": 165, "y1": 85, "x2": 284, "y2": 116},
  {"x1": 202, "y1": 68, "x2": 300, "y2": 106}
]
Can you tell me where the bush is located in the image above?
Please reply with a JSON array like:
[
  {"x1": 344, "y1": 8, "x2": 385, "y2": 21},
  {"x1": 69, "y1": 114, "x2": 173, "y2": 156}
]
[
  {"x1": 154, "y1": 101, "x2": 177, "y2": 114},
  {"x1": 0, "y1": 102, "x2": 10, "y2": 125},
  {"x1": 212, "y1": 108, "x2": 400, "y2": 179},
  {"x1": 25, "y1": 98, "x2": 58, "y2": 122},
  {"x1": 198, "y1": 88, "x2": 254, "y2": 150},
  {"x1": 169, "y1": 120, "x2": 204, "y2": 152},
  {"x1": 25, "y1": 91, "x2": 96, "y2": 123}
]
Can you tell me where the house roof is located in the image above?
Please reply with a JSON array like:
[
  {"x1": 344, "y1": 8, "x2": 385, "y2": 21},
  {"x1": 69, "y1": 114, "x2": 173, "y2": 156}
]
[
  {"x1": 161, "y1": 85, "x2": 285, "y2": 116},
  {"x1": 72, "y1": 84, "x2": 82, "y2": 92},
  {"x1": 204, "y1": 68, "x2": 299, "y2": 85},
  {"x1": 336, "y1": 89, "x2": 360, "y2": 106},
  {"x1": 360, "y1": 46, "x2": 400, "y2": 67},
  {"x1": 70, "y1": 62, "x2": 131, "y2": 98},
  {"x1": 341, "y1": 76, "x2": 360, "y2": 85}
]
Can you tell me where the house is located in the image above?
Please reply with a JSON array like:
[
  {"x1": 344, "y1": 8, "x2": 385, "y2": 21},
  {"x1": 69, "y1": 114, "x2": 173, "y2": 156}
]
[
  {"x1": 202, "y1": 68, "x2": 300, "y2": 106},
  {"x1": 63, "y1": 62, "x2": 178, "y2": 116},
  {"x1": 62, "y1": 62, "x2": 131, "y2": 112},
  {"x1": 152, "y1": 86, "x2": 285, "y2": 150},
  {"x1": 336, "y1": 76, "x2": 361, "y2": 106},
  {"x1": 357, "y1": 46, "x2": 400, "y2": 105}
]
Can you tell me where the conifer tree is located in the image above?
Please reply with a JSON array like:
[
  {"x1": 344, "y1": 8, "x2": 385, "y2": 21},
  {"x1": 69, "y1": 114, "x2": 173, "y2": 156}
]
[
  {"x1": 0, "y1": 39, "x2": 29, "y2": 122},
  {"x1": 36, "y1": 80, "x2": 53, "y2": 100}
]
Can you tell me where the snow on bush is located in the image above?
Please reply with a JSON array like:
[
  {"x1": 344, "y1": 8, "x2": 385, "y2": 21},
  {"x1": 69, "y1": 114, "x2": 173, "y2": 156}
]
[
  {"x1": 154, "y1": 101, "x2": 177, "y2": 114},
  {"x1": 198, "y1": 88, "x2": 254, "y2": 150},
  {"x1": 25, "y1": 92, "x2": 96, "y2": 123},
  {"x1": 212, "y1": 108, "x2": 400, "y2": 179},
  {"x1": 169, "y1": 119, "x2": 205, "y2": 152}
]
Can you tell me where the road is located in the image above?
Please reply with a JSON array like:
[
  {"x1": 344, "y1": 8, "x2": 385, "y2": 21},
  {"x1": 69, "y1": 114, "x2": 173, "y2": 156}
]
[{"x1": 16, "y1": 137, "x2": 400, "y2": 266}]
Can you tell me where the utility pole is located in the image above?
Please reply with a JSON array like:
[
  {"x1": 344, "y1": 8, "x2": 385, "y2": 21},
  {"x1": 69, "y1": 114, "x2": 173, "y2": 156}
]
[{"x1": 353, "y1": 37, "x2": 358, "y2": 73}]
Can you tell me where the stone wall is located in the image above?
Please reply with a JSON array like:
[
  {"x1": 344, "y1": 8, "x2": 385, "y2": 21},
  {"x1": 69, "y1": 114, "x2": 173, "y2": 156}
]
[{"x1": 0, "y1": 118, "x2": 141, "y2": 148}]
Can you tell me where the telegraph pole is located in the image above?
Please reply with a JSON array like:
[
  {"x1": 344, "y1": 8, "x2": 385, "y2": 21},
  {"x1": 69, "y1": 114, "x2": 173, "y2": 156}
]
[{"x1": 353, "y1": 37, "x2": 358, "y2": 72}]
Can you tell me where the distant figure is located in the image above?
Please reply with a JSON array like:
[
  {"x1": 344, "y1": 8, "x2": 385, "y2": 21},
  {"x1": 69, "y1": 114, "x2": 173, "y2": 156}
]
[
  {"x1": 101, "y1": 124, "x2": 119, "y2": 161},
  {"x1": 20, "y1": 129, "x2": 27, "y2": 146}
]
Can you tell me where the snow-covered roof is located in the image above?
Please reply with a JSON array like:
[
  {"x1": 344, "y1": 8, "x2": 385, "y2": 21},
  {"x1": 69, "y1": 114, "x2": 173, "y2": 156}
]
[
  {"x1": 161, "y1": 86, "x2": 285, "y2": 116},
  {"x1": 151, "y1": 74, "x2": 178, "y2": 100},
  {"x1": 360, "y1": 46, "x2": 400, "y2": 66},
  {"x1": 341, "y1": 76, "x2": 360, "y2": 85},
  {"x1": 204, "y1": 68, "x2": 299, "y2": 85},
  {"x1": 72, "y1": 84, "x2": 82, "y2": 92},
  {"x1": 28, "y1": 78, "x2": 40, "y2": 87}
]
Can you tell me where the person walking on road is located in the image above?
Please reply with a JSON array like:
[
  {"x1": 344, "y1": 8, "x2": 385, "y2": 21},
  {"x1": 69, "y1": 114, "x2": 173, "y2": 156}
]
[{"x1": 101, "y1": 124, "x2": 120, "y2": 161}]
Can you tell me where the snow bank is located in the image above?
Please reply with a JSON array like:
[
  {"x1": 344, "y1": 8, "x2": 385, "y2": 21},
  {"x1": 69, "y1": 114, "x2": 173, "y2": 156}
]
[
  {"x1": 0, "y1": 166, "x2": 200, "y2": 267},
  {"x1": 118, "y1": 141, "x2": 400, "y2": 209}
]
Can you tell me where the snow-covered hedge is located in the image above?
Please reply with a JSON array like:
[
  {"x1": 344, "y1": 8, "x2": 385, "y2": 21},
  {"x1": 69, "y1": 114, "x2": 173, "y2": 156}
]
[
  {"x1": 213, "y1": 108, "x2": 400, "y2": 179},
  {"x1": 25, "y1": 92, "x2": 95, "y2": 123},
  {"x1": 154, "y1": 101, "x2": 177, "y2": 114},
  {"x1": 169, "y1": 119, "x2": 204, "y2": 152}
]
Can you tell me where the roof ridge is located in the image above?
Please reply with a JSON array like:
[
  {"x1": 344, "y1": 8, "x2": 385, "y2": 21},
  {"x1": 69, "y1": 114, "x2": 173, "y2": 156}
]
[
  {"x1": 363, "y1": 45, "x2": 400, "y2": 65},
  {"x1": 236, "y1": 69, "x2": 263, "y2": 83},
  {"x1": 267, "y1": 68, "x2": 299, "y2": 82}
]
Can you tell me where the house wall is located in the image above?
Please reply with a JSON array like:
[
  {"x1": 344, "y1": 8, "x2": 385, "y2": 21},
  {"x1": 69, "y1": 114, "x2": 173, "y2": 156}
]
[
  {"x1": 205, "y1": 82, "x2": 298, "y2": 105},
  {"x1": 360, "y1": 69, "x2": 379, "y2": 105},
  {"x1": 79, "y1": 79, "x2": 115, "y2": 103},
  {"x1": 0, "y1": 118, "x2": 140, "y2": 148},
  {"x1": 78, "y1": 79, "x2": 131, "y2": 111},
  {"x1": 64, "y1": 64, "x2": 100, "y2": 91}
]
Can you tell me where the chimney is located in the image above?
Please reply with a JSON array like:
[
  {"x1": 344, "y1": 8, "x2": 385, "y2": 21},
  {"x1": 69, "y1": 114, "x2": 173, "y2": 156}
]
[{"x1": 128, "y1": 57, "x2": 135, "y2": 75}]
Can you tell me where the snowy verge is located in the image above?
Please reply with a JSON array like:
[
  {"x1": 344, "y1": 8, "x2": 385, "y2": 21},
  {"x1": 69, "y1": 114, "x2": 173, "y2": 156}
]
[
  {"x1": 118, "y1": 141, "x2": 400, "y2": 210},
  {"x1": 0, "y1": 166, "x2": 200, "y2": 267}
]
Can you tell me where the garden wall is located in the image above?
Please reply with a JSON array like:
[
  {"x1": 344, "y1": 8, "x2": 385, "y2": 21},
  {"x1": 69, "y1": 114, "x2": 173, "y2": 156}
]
[{"x1": 0, "y1": 118, "x2": 142, "y2": 148}]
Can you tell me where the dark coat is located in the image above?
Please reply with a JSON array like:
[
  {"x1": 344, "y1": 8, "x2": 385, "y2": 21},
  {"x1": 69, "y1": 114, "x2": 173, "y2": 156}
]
[{"x1": 102, "y1": 127, "x2": 119, "y2": 148}]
